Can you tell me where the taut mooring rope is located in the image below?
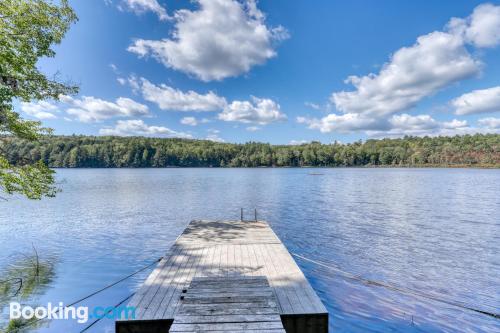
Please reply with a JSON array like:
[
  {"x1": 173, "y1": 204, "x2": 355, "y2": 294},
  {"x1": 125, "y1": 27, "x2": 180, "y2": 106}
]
[
  {"x1": 291, "y1": 252, "x2": 499, "y2": 319},
  {"x1": 78, "y1": 292, "x2": 136, "y2": 333},
  {"x1": 10, "y1": 257, "x2": 163, "y2": 332}
]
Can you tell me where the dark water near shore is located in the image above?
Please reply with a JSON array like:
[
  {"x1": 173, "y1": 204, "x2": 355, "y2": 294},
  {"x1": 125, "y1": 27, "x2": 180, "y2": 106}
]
[{"x1": 0, "y1": 168, "x2": 499, "y2": 332}]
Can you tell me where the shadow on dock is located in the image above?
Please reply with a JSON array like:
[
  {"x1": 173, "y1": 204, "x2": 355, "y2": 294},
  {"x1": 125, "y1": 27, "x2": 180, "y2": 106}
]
[{"x1": 116, "y1": 220, "x2": 328, "y2": 333}]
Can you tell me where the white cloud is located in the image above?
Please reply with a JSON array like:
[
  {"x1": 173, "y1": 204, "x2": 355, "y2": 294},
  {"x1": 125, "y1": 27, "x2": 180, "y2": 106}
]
[
  {"x1": 99, "y1": 119, "x2": 192, "y2": 138},
  {"x1": 180, "y1": 116, "x2": 198, "y2": 126},
  {"x1": 205, "y1": 134, "x2": 225, "y2": 142},
  {"x1": 436, "y1": 127, "x2": 499, "y2": 136},
  {"x1": 288, "y1": 140, "x2": 309, "y2": 145},
  {"x1": 119, "y1": 0, "x2": 169, "y2": 21},
  {"x1": 451, "y1": 86, "x2": 500, "y2": 115},
  {"x1": 125, "y1": 76, "x2": 284, "y2": 125},
  {"x1": 389, "y1": 114, "x2": 439, "y2": 131},
  {"x1": 297, "y1": 113, "x2": 383, "y2": 133},
  {"x1": 20, "y1": 101, "x2": 58, "y2": 120},
  {"x1": 61, "y1": 95, "x2": 149, "y2": 123},
  {"x1": 133, "y1": 77, "x2": 227, "y2": 112},
  {"x1": 304, "y1": 102, "x2": 321, "y2": 110},
  {"x1": 298, "y1": 112, "x2": 497, "y2": 138},
  {"x1": 330, "y1": 4, "x2": 500, "y2": 118},
  {"x1": 128, "y1": 0, "x2": 288, "y2": 81},
  {"x1": 365, "y1": 114, "x2": 439, "y2": 137},
  {"x1": 448, "y1": 3, "x2": 500, "y2": 48},
  {"x1": 367, "y1": 114, "x2": 495, "y2": 138},
  {"x1": 219, "y1": 96, "x2": 286, "y2": 125},
  {"x1": 246, "y1": 126, "x2": 260, "y2": 132},
  {"x1": 366, "y1": 126, "x2": 477, "y2": 138},
  {"x1": 478, "y1": 117, "x2": 500, "y2": 129},
  {"x1": 442, "y1": 119, "x2": 468, "y2": 129},
  {"x1": 205, "y1": 129, "x2": 224, "y2": 142},
  {"x1": 298, "y1": 3, "x2": 500, "y2": 140},
  {"x1": 331, "y1": 31, "x2": 480, "y2": 117}
]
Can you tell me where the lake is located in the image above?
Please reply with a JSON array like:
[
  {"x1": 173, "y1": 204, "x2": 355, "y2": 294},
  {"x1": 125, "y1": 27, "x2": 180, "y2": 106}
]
[{"x1": 0, "y1": 168, "x2": 499, "y2": 332}]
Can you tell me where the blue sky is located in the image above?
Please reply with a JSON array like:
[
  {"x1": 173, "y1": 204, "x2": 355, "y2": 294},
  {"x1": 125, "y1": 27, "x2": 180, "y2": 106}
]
[{"x1": 20, "y1": 0, "x2": 500, "y2": 144}]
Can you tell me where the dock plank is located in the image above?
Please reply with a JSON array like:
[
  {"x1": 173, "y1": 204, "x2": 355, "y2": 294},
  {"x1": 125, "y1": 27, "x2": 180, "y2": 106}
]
[
  {"x1": 170, "y1": 276, "x2": 284, "y2": 333},
  {"x1": 116, "y1": 220, "x2": 328, "y2": 333}
]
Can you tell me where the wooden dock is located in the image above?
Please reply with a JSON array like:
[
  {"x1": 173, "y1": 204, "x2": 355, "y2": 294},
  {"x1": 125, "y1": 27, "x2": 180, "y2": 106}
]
[{"x1": 116, "y1": 220, "x2": 328, "y2": 333}]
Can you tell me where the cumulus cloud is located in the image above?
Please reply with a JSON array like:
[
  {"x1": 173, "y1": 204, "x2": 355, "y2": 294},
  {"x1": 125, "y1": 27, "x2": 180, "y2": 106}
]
[
  {"x1": 205, "y1": 129, "x2": 225, "y2": 142},
  {"x1": 364, "y1": 114, "x2": 439, "y2": 137},
  {"x1": 331, "y1": 31, "x2": 480, "y2": 117},
  {"x1": 478, "y1": 117, "x2": 500, "y2": 129},
  {"x1": 297, "y1": 3, "x2": 500, "y2": 139},
  {"x1": 127, "y1": 0, "x2": 288, "y2": 81},
  {"x1": 24, "y1": 94, "x2": 150, "y2": 123},
  {"x1": 451, "y1": 86, "x2": 500, "y2": 115},
  {"x1": 20, "y1": 101, "x2": 58, "y2": 120},
  {"x1": 367, "y1": 114, "x2": 493, "y2": 138},
  {"x1": 297, "y1": 113, "x2": 384, "y2": 133},
  {"x1": 61, "y1": 95, "x2": 149, "y2": 123},
  {"x1": 124, "y1": 76, "x2": 285, "y2": 125},
  {"x1": 330, "y1": 3, "x2": 500, "y2": 118},
  {"x1": 442, "y1": 119, "x2": 468, "y2": 129},
  {"x1": 299, "y1": 112, "x2": 497, "y2": 138},
  {"x1": 219, "y1": 96, "x2": 287, "y2": 125},
  {"x1": 389, "y1": 114, "x2": 439, "y2": 131},
  {"x1": 180, "y1": 116, "x2": 198, "y2": 126},
  {"x1": 99, "y1": 119, "x2": 192, "y2": 138},
  {"x1": 132, "y1": 77, "x2": 227, "y2": 112},
  {"x1": 118, "y1": 0, "x2": 169, "y2": 21},
  {"x1": 304, "y1": 102, "x2": 321, "y2": 110},
  {"x1": 447, "y1": 3, "x2": 500, "y2": 48},
  {"x1": 288, "y1": 140, "x2": 309, "y2": 145}
]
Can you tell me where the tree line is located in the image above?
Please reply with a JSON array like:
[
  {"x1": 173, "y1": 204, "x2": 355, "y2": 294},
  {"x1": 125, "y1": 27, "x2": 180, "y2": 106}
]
[{"x1": 1, "y1": 134, "x2": 499, "y2": 168}]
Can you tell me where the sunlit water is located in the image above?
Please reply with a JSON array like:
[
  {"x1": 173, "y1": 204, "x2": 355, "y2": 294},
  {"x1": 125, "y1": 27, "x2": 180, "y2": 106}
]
[{"x1": 0, "y1": 168, "x2": 499, "y2": 332}]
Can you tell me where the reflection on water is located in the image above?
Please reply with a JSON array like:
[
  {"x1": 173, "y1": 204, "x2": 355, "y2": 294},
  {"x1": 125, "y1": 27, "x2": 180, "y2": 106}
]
[
  {"x1": 0, "y1": 168, "x2": 498, "y2": 332},
  {"x1": 0, "y1": 249, "x2": 56, "y2": 332}
]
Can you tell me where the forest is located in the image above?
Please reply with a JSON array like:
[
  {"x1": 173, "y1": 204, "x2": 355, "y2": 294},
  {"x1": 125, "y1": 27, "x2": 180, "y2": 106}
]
[{"x1": 1, "y1": 134, "x2": 499, "y2": 168}]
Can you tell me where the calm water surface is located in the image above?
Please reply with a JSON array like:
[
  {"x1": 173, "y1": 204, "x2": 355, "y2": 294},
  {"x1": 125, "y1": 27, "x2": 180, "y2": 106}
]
[{"x1": 0, "y1": 168, "x2": 499, "y2": 332}]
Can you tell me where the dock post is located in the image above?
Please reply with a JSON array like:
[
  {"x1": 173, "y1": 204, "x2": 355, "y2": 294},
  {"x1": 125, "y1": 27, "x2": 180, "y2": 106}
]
[{"x1": 241, "y1": 208, "x2": 243, "y2": 221}]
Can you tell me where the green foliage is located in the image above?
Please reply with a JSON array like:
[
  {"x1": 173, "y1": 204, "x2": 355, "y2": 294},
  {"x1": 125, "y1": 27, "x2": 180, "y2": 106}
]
[
  {"x1": 0, "y1": 249, "x2": 55, "y2": 333},
  {"x1": 2, "y1": 317, "x2": 42, "y2": 333},
  {"x1": 0, "y1": 156, "x2": 56, "y2": 199},
  {"x1": 0, "y1": 0, "x2": 78, "y2": 199},
  {"x1": 2, "y1": 134, "x2": 499, "y2": 168},
  {"x1": 0, "y1": 0, "x2": 78, "y2": 104},
  {"x1": 0, "y1": 252, "x2": 55, "y2": 301}
]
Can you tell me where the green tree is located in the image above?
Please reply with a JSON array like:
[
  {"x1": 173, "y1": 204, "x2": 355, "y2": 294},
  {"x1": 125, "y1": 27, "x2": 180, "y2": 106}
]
[{"x1": 0, "y1": 0, "x2": 78, "y2": 199}]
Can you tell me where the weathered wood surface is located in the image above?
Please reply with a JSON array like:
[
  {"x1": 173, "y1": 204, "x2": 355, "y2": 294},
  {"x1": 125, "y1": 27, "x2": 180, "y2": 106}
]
[
  {"x1": 116, "y1": 220, "x2": 328, "y2": 332},
  {"x1": 170, "y1": 276, "x2": 285, "y2": 332}
]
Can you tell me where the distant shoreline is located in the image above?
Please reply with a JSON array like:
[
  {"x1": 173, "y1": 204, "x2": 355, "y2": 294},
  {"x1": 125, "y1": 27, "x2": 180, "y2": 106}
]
[
  {"x1": 3, "y1": 134, "x2": 499, "y2": 168},
  {"x1": 48, "y1": 164, "x2": 499, "y2": 169}
]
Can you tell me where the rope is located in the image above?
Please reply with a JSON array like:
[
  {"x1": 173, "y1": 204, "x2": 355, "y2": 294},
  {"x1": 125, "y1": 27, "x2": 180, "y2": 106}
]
[
  {"x1": 65, "y1": 257, "x2": 162, "y2": 308},
  {"x1": 291, "y1": 252, "x2": 499, "y2": 319},
  {"x1": 10, "y1": 257, "x2": 163, "y2": 333},
  {"x1": 79, "y1": 292, "x2": 135, "y2": 333}
]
